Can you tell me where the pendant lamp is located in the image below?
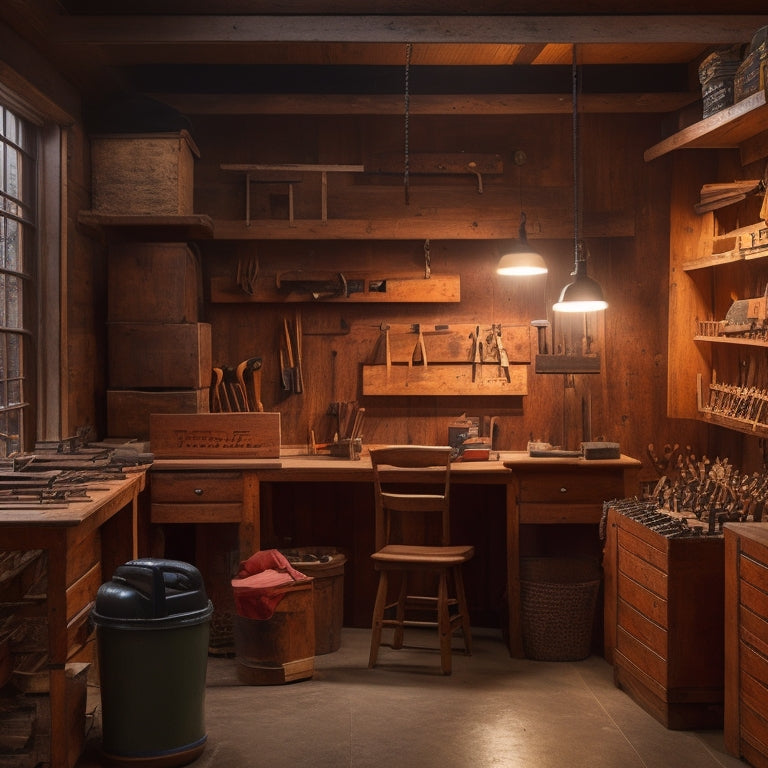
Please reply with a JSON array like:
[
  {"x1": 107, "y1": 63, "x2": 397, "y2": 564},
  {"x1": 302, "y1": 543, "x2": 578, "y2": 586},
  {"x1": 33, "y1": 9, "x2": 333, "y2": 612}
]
[
  {"x1": 496, "y1": 212, "x2": 548, "y2": 276},
  {"x1": 553, "y1": 45, "x2": 607, "y2": 314}
]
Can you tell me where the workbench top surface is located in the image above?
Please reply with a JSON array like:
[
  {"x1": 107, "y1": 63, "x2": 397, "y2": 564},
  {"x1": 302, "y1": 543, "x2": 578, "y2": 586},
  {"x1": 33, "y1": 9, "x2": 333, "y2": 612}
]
[
  {"x1": 150, "y1": 451, "x2": 641, "y2": 474},
  {"x1": 0, "y1": 471, "x2": 145, "y2": 526}
]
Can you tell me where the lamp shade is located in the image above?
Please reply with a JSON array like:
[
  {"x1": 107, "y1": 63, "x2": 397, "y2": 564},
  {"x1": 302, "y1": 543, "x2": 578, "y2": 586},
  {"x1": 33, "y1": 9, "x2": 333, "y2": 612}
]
[
  {"x1": 496, "y1": 212, "x2": 548, "y2": 276},
  {"x1": 552, "y1": 257, "x2": 607, "y2": 313}
]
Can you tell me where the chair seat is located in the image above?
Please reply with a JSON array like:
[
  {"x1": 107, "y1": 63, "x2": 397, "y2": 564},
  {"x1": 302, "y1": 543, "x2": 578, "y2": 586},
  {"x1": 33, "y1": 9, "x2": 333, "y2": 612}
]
[{"x1": 371, "y1": 544, "x2": 474, "y2": 565}]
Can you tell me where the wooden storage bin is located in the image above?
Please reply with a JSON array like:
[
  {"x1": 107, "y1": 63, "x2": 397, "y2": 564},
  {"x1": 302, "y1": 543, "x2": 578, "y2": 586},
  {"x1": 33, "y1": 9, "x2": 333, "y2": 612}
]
[
  {"x1": 107, "y1": 388, "x2": 209, "y2": 440},
  {"x1": 107, "y1": 243, "x2": 201, "y2": 324},
  {"x1": 604, "y1": 507, "x2": 725, "y2": 729},
  {"x1": 91, "y1": 130, "x2": 199, "y2": 215},
  {"x1": 724, "y1": 523, "x2": 768, "y2": 767},
  {"x1": 108, "y1": 322, "x2": 211, "y2": 389}
]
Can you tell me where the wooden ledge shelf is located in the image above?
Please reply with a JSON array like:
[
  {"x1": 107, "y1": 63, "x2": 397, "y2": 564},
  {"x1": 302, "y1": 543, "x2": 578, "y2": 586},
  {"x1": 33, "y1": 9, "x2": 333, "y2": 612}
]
[
  {"x1": 77, "y1": 212, "x2": 214, "y2": 242},
  {"x1": 645, "y1": 89, "x2": 768, "y2": 163},
  {"x1": 694, "y1": 335, "x2": 768, "y2": 348}
]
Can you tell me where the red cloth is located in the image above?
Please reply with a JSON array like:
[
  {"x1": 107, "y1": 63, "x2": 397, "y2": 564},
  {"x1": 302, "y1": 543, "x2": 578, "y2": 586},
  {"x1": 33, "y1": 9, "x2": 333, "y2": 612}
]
[{"x1": 231, "y1": 549, "x2": 310, "y2": 620}]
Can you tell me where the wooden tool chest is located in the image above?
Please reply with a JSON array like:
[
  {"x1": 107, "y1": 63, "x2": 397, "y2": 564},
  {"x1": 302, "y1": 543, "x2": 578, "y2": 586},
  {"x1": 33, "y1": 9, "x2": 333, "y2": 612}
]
[
  {"x1": 724, "y1": 523, "x2": 768, "y2": 767},
  {"x1": 603, "y1": 506, "x2": 725, "y2": 729}
]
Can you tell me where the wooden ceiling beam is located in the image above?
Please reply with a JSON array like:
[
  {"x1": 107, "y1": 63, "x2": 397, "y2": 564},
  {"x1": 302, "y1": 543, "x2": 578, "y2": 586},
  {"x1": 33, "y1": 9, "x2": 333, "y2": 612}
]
[
  {"x1": 53, "y1": 15, "x2": 767, "y2": 46},
  {"x1": 156, "y1": 92, "x2": 699, "y2": 116}
]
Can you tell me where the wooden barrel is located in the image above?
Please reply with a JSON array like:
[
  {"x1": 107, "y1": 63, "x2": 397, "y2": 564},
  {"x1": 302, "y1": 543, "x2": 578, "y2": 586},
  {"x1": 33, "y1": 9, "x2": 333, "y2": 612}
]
[{"x1": 233, "y1": 580, "x2": 314, "y2": 685}]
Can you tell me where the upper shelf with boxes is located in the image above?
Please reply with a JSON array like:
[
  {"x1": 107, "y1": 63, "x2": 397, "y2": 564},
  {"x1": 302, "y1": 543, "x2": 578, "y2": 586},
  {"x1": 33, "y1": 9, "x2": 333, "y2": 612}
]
[
  {"x1": 78, "y1": 130, "x2": 214, "y2": 241},
  {"x1": 645, "y1": 26, "x2": 768, "y2": 165}
]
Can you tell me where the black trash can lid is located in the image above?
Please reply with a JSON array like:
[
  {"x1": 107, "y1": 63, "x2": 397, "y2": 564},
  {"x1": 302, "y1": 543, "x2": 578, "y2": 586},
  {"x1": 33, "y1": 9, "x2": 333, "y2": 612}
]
[{"x1": 93, "y1": 559, "x2": 212, "y2": 625}]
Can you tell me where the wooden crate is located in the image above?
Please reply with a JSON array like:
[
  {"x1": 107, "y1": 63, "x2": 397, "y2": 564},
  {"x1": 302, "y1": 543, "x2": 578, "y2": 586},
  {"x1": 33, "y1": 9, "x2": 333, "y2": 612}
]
[
  {"x1": 108, "y1": 322, "x2": 211, "y2": 389},
  {"x1": 150, "y1": 412, "x2": 281, "y2": 458},
  {"x1": 107, "y1": 388, "x2": 209, "y2": 440},
  {"x1": 91, "y1": 130, "x2": 199, "y2": 215},
  {"x1": 107, "y1": 243, "x2": 201, "y2": 324}
]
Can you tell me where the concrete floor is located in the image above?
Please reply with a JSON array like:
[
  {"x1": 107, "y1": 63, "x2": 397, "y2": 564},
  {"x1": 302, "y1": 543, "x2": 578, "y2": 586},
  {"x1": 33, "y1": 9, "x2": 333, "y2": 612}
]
[{"x1": 76, "y1": 628, "x2": 744, "y2": 768}]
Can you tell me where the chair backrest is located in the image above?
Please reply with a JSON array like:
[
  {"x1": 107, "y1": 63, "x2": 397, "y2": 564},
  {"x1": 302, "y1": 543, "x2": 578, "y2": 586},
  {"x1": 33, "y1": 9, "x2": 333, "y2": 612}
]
[{"x1": 369, "y1": 445, "x2": 453, "y2": 549}]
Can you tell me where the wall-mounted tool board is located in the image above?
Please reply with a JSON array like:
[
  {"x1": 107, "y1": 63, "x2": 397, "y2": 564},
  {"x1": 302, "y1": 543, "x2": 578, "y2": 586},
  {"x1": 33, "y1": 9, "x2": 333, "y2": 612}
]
[
  {"x1": 210, "y1": 271, "x2": 460, "y2": 303},
  {"x1": 362, "y1": 323, "x2": 529, "y2": 396}
]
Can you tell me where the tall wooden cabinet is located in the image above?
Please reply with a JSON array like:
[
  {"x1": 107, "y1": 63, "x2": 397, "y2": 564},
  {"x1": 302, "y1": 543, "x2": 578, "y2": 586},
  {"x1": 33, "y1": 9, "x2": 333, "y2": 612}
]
[{"x1": 724, "y1": 523, "x2": 768, "y2": 767}]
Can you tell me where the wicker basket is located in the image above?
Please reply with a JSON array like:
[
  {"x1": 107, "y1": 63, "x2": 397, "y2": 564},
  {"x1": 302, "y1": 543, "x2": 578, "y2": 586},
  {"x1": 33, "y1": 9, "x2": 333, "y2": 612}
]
[{"x1": 520, "y1": 557, "x2": 601, "y2": 661}]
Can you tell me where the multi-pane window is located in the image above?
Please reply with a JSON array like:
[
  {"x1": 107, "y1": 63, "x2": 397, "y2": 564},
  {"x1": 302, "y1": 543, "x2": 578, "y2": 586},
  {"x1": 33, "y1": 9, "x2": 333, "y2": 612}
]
[{"x1": 0, "y1": 105, "x2": 35, "y2": 456}]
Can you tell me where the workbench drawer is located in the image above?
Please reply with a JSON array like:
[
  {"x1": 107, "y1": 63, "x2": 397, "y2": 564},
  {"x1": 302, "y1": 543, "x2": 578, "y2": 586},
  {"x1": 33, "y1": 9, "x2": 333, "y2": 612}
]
[
  {"x1": 517, "y1": 472, "x2": 624, "y2": 503},
  {"x1": 151, "y1": 471, "x2": 243, "y2": 503}
]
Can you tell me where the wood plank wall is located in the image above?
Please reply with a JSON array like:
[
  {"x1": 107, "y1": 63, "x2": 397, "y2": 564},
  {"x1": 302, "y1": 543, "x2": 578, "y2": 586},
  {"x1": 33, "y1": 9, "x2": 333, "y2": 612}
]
[{"x1": 191, "y1": 112, "x2": 706, "y2": 485}]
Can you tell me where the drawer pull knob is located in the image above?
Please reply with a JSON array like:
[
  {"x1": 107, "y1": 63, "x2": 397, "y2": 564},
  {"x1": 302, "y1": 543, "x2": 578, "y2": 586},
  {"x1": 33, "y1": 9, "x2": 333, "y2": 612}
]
[
  {"x1": 560, "y1": 487, "x2": 567, "y2": 493},
  {"x1": 194, "y1": 488, "x2": 204, "y2": 496}
]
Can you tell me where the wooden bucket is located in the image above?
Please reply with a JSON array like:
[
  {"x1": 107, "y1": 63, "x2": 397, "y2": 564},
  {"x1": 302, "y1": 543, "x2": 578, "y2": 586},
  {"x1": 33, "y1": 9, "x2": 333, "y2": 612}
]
[
  {"x1": 233, "y1": 580, "x2": 314, "y2": 685},
  {"x1": 282, "y1": 548, "x2": 347, "y2": 655}
]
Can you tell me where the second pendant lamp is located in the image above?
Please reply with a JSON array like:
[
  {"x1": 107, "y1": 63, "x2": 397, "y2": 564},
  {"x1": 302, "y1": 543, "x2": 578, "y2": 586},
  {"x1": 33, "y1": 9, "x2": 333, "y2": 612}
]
[{"x1": 553, "y1": 44, "x2": 607, "y2": 314}]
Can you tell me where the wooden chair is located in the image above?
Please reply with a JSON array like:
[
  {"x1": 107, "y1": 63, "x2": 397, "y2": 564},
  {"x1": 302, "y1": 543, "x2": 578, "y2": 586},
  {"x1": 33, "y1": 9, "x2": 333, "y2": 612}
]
[{"x1": 368, "y1": 445, "x2": 474, "y2": 675}]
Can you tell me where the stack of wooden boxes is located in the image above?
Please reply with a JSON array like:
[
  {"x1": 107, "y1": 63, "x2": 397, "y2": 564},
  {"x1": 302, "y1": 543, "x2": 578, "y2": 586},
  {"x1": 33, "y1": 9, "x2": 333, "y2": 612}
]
[{"x1": 92, "y1": 131, "x2": 212, "y2": 439}]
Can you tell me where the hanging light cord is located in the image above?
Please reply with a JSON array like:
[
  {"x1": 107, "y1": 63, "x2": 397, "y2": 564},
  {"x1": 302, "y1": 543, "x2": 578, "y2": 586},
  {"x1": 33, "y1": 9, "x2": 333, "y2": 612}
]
[
  {"x1": 572, "y1": 44, "x2": 581, "y2": 264},
  {"x1": 404, "y1": 42, "x2": 412, "y2": 206}
]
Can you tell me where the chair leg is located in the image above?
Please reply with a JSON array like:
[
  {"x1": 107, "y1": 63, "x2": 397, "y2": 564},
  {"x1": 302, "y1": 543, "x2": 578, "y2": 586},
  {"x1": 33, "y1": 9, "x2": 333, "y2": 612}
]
[
  {"x1": 453, "y1": 566, "x2": 472, "y2": 656},
  {"x1": 392, "y1": 573, "x2": 407, "y2": 649},
  {"x1": 438, "y1": 570, "x2": 452, "y2": 675},
  {"x1": 369, "y1": 570, "x2": 389, "y2": 668}
]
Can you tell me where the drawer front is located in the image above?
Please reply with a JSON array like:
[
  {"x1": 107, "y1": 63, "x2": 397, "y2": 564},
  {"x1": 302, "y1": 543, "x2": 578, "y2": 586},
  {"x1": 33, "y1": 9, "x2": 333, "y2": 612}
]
[
  {"x1": 618, "y1": 545, "x2": 668, "y2": 600},
  {"x1": 616, "y1": 627, "x2": 668, "y2": 687},
  {"x1": 66, "y1": 563, "x2": 102, "y2": 623},
  {"x1": 617, "y1": 526, "x2": 667, "y2": 571},
  {"x1": 151, "y1": 471, "x2": 243, "y2": 503},
  {"x1": 151, "y1": 502, "x2": 243, "y2": 524},
  {"x1": 618, "y1": 598, "x2": 668, "y2": 657},
  {"x1": 517, "y1": 471, "x2": 625, "y2": 503},
  {"x1": 618, "y1": 571, "x2": 668, "y2": 627}
]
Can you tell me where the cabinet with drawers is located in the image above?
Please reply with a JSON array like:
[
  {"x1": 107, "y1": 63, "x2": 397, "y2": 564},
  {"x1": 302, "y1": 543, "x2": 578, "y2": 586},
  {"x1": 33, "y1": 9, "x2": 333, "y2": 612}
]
[
  {"x1": 604, "y1": 506, "x2": 725, "y2": 729},
  {"x1": 724, "y1": 523, "x2": 768, "y2": 767},
  {"x1": 150, "y1": 468, "x2": 262, "y2": 648},
  {"x1": 504, "y1": 455, "x2": 641, "y2": 657}
]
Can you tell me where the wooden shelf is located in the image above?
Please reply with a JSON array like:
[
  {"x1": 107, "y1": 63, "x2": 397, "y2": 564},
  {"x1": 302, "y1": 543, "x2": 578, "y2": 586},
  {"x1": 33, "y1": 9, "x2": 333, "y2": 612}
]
[
  {"x1": 697, "y1": 409, "x2": 768, "y2": 439},
  {"x1": 645, "y1": 90, "x2": 768, "y2": 162},
  {"x1": 77, "y1": 212, "x2": 214, "y2": 242},
  {"x1": 694, "y1": 335, "x2": 768, "y2": 348}
]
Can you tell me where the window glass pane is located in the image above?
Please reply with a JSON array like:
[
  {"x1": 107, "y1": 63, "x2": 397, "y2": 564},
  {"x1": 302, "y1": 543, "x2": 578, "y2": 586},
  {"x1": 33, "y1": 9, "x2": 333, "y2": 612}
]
[
  {"x1": 0, "y1": 102, "x2": 35, "y2": 452},
  {"x1": 7, "y1": 334, "x2": 19, "y2": 378},
  {"x1": 6, "y1": 274, "x2": 20, "y2": 328},
  {"x1": 4, "y1": 112, "x2": 18, "y2": 145},
  {"x1": 6, "y1": 145, "x2": 19, "y2": 199},
  {"x1": 5, "y1": 220, "x2": 17, "y2": 272}
]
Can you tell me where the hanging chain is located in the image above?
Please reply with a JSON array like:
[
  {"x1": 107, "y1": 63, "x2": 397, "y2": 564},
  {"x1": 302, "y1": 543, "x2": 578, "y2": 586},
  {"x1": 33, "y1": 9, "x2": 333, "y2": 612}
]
[
  {"x1": 424, "y1": 238, "x2": 431, "y2": 279},
  {"x1": 404, "y1": 42, "x2": 412, "y2": 206},
  {"x1": 572, "y1": 43, "x2": 583, "y2": 263}
]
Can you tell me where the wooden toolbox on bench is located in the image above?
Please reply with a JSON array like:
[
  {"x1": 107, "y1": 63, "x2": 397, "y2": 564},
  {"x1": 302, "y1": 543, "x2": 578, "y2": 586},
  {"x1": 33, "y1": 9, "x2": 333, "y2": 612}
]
[{"x1": 150, "y1": 412, "x2": 281, "y2": 458}]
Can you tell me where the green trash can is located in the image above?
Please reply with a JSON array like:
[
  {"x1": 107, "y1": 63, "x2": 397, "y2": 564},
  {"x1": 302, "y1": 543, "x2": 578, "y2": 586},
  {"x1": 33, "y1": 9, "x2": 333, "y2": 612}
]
[{"x1": 91, "y1": 559, "x2": 213, "y2": 767}]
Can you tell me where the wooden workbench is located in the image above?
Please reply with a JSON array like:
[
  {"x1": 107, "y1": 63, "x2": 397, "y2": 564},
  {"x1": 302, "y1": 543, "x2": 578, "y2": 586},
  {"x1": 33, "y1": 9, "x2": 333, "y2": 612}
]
[
  {"x1": 151, "y1": 451, "x2": 640, "y2": 658},
  {"x1": 0, "y1": 471, "x2": 146, "y2": 768}
]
